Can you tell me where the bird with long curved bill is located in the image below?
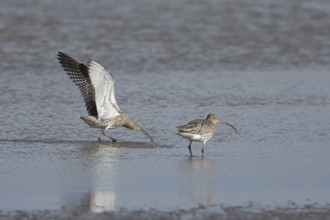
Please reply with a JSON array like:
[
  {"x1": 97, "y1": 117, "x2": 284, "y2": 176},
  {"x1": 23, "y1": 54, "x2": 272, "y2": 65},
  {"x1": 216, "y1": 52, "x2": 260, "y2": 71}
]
[
  {"x1": 177, "y1": 113, "x2": 237, "y2": 156},
  {"x1": 57, "y1": 52, "x2": 154, "y2": 143}
]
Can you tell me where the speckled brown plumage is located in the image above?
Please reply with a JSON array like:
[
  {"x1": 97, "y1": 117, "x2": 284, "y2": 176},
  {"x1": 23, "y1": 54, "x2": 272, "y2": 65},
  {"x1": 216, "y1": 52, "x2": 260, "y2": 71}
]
[
  {"x1": 177, "y1": 113, "x2": 237, "y2": 157},
  {"x1": 58, "y1": 52, "x2": 154, "y2": 143}
]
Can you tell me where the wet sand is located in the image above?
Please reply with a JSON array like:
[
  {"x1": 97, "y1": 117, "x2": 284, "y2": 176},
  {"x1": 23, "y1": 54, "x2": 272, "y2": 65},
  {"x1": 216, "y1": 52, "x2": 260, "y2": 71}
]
[{"x1": 1, "y1": 204, "x2": 330, "y2": 220}]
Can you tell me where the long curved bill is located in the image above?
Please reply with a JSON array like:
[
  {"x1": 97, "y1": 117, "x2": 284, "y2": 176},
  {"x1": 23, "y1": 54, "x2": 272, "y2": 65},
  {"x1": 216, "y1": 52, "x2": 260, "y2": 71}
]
[
  {"x1": 222, "y1": 122, "x2": 238, "y2": 133},
  {"x1": 140, "y1": 128, "x2": 155, "y2": 143}
]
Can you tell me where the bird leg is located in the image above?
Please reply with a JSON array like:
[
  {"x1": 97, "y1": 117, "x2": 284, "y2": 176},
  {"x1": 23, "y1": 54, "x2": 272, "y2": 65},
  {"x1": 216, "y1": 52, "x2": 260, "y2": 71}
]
[
  {"x1": 188, "y1": 141, "x2": 193, "y2": 157},
  {"x1": 201, "y1": 142, "x2": 205, "y2": 157},
  {"x1": 98, "y1": 131, "x2": 118, "y2": 142}
]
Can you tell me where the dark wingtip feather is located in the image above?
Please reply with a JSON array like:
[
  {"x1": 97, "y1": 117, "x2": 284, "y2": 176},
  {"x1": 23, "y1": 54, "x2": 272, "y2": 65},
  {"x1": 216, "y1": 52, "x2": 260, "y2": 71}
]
[
  {"x1": 57, "y1": 51, "x2": 65, "y2": 60},
  {"x1": 57, "y1": 52, "x2": 97, "y2": 116}
]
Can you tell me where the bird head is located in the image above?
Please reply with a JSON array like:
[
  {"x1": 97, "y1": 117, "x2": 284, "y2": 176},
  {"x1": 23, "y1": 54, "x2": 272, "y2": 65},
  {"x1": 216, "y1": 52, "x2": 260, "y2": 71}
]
[
  {"x1": 124, "y1": 120, "x2": 154, "y2": 143},
  {"x1": 207, "y1": 113, "x2": 237, "y2": 133},
  {"x1": 206, "y1": 113, "x2": 220, "y2": 123}
]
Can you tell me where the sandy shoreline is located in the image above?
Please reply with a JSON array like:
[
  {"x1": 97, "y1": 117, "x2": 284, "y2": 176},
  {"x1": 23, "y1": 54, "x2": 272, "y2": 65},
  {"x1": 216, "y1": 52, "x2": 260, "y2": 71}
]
[{"x1": 1, "y1": 204, "x2": 330, "y2": 220}]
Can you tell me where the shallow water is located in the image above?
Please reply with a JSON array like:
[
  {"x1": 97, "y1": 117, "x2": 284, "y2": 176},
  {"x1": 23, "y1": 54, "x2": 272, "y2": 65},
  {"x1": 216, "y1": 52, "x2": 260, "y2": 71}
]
[{"x1": 1, "y1": 0, "x2": 330, "y2": 215}]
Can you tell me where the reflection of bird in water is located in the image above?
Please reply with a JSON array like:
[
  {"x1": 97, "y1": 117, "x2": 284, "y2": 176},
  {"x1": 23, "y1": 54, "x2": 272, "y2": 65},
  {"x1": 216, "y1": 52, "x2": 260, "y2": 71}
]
[
  {"x1": 179, "y1": 158, "x2": 217, "y2": 205},
  {"x1": 57, "y1": 52, "x2": 154, "y2": 142},
  {"x1": 177, "y1": 113, "x2": 237, "y2": 157}
]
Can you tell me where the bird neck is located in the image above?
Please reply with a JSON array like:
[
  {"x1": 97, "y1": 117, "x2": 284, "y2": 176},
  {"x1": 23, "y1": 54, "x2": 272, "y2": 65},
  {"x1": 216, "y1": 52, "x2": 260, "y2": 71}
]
[{"x1": 123, "y1": 119, "x2": 137, "y2": 130}]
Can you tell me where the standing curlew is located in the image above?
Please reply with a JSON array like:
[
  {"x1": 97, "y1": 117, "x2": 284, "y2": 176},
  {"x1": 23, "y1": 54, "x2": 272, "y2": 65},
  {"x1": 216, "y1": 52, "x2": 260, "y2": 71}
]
[
  {"x1": 177, "y1": 113, "x2": 237, "y2": 157},
  {"x1": 57, "y1": 52, "x2": 154, "y2": 143}
]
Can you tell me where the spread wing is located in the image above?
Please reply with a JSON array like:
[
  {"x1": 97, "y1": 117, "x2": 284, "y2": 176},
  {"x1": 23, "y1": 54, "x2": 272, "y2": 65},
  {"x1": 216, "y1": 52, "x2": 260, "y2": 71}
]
[
  {"x1": 57, "y1": 52, "x2": 97, "y2": 116},
  {"x1": 88, "y1": 60, "x2": 120, "y2": 119}
]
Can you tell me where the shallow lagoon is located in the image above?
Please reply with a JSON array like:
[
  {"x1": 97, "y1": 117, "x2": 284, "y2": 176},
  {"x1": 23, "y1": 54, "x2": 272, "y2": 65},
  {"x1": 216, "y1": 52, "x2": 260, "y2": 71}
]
[{"x1": 1, "y1": 0, "x2": 330, "y2": 218}]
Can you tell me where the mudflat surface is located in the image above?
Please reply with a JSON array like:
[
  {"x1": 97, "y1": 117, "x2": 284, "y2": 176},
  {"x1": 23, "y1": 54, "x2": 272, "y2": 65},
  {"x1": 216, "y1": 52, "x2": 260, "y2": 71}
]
[{"x1": 1, "y1": 0, "x2": 330, "y2": 219}]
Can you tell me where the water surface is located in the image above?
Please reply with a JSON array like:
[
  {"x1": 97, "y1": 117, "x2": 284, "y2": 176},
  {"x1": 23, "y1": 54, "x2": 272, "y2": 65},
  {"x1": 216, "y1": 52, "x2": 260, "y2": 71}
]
[{"x1": 0, "y1": 0, "x2": 330, "y2": 215}]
